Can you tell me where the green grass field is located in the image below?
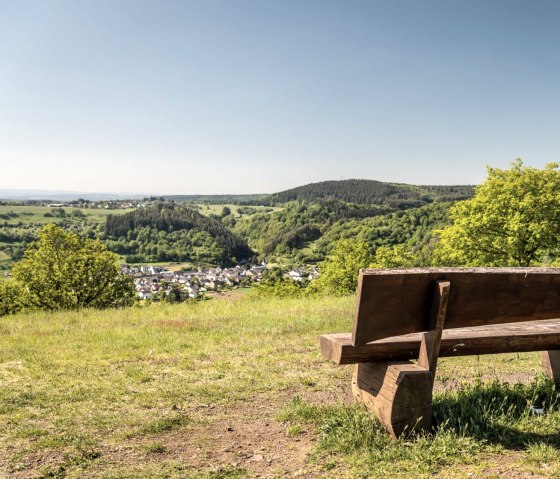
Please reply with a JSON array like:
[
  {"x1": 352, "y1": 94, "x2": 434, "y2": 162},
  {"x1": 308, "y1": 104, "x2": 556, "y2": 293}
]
[
  {"x1": 196, "y1": 204, "x2": 283, "y2": 218},
  {"x1": 1, "y1": 296, "x2": 560, "y2": 478},
  {"x1": 0, "y1": 205, "x2": 133, "y2": 225}
]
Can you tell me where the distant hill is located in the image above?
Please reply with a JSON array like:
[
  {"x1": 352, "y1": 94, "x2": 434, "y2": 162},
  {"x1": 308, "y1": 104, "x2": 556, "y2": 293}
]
[
  {"x1": 105, "y1": 202, "x2": 253, "y2": 264},
  {"x1": 269, "y1": 179, "x2": 474, "y2": 208},
  {"x1": 163, "y1": 194, "x2": 267, "y2": 204},
  {"x1": 0, "y1": 189, "x2": 145, "y2": 201}
]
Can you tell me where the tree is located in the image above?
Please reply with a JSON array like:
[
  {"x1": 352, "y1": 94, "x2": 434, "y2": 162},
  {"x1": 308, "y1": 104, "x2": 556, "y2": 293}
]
[
  {"x1": 371, "y1": 244, "x2": 415, "y2": 268},
  {"x1": 433, "y1": 160, "x2": 560, "y2": 267},
  {"x1": 166, "y1": 284, "x2": 185, "y2": 303},
  {"x1": 310, "y1": 239, "x2": 373, "y2": 295},
  {"x1": 0, "y1": 281, "x2": 23, "y2": 316},
  {"x1": 10, "y1": 224, "x2": 135, "y2": 311}
]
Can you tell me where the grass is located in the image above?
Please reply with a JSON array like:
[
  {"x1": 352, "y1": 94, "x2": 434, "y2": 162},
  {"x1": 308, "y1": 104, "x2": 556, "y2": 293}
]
[
  {"x1": 277, "y1": 377, "x2": 560, "y2": 477},
  {"x1": 196, "y1": 204, "x2": 283, "y2": 218},
  {"x1": 0, "y1": 205, "x2": 133, "y2": 225},
  {"x1": 1, "y1": 295, "x2": 560, "y2": 478},
  {"x1": 0, "y1": 205, "x2": 132, "y2": 224}
]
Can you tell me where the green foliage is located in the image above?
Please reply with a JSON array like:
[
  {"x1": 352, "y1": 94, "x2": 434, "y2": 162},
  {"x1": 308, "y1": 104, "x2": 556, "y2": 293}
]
[
  {"x1": 233, "y1": 200, "x2": 388, "y2": 261},
  {"x1": 434, "y1": 160, "x2": 560, "y2": 266},
  {"x1": 371, "y1": 244, "x2": 415, "y2": 268},
  {"x1": 250, "y1": 266, "x2": 308, "y2": 298},
  {"x1": 106, "y1": 202, "x2": 253, "y2": 265},
  {"x1": 0, "y1": 280, "x2": 24, "y2": 316},
  {"x1": 310, "y1": 239, "x2": 373, "y2": 295},
  {"x1": 9, "y1": 224, "x2": 135, "y2": 312},
  {"x1": 0, "y1": 203, "x2": 128, "y2": 268},
  {"x1": 252, "y1": 277, "x2": 307, "y2": 299},
  {"x1": 166, "y1": 284, "x2": 186, "y2": 303},
  {"x1": 270, "y1": 179, "x2": 473, "y2": 207}
]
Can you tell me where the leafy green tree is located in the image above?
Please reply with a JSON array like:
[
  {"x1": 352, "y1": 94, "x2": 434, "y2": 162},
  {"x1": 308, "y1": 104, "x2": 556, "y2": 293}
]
[
  {"x1": 166, "y1": 284, "x2": 185, "y2": 303},
  {"x1": 11, "y1": 224, "x2": 135, "y2": 311},
  {"x1": 252, "y1": 276, "x2": 306, "y2": 298},
  {"x1": 0, "y1": 281, "x2": 23, "y2": 316},
  {"x1": 310, "y1": 239, "x2": 373, "y2": 295},
  {"x1": 433, "y1": 160, "x2": 560, "y2": 266},
  {"x1": 371, "y1": 244, "x2": 415, "y2": 268}
]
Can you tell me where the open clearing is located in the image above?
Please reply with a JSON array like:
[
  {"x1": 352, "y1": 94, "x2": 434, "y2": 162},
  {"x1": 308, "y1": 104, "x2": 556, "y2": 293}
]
[
  {"x1": 1, "y1": 296, "x2": 560, "y2": 478},
  {"x1": 0, "y1": 205, "x2": 133, "y2": 225}
]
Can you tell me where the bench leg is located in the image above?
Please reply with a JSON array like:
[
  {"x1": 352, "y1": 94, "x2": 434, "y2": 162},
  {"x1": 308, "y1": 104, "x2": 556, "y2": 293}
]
[
  {"x1": 542, "y1": 351, "x2": 560, "y2": 386},
  {"x1": 352, "y1": 362, "x2": 433, "y2": 438}
]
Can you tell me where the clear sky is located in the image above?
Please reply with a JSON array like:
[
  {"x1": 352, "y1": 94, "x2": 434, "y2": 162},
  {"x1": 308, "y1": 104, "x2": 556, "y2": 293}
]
[{"x1": 1, "y1": 0, "x2": 560, "y2": 195}]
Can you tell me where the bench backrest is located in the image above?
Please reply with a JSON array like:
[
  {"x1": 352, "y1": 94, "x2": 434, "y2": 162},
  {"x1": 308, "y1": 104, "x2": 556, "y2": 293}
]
[{"x1": 353, "y1": 268, "x2": 560, "y2": 346}]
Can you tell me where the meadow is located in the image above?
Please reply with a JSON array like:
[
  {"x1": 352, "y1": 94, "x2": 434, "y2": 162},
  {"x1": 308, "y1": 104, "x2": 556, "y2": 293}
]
[
  {"x1": 0, "y1": 205, "x2": 133, "y2": 225},
  {"x1": 1, "y1": 295, "x2": 560, "y2": 478}
]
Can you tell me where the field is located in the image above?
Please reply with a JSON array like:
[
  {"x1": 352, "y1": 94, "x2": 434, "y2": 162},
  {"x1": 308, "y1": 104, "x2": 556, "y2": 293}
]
[
  {"x1": 0, "y1": 204, "x2": 136, "y2": 270},
  {"x1": 0, "y1": 205, "x2": 133, "y2": 225},
  {"x1": 2, "y1": 296, "x2": 560, "y2": 478},
  {"x1": 195, "y1": 204, "x2": 279, "y2": 217}
]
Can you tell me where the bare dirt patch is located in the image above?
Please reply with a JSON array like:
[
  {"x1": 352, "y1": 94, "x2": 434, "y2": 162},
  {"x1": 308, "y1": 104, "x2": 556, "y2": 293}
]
[{"x1": 86, "y1": 391, "x2": 348, "y2": 478}]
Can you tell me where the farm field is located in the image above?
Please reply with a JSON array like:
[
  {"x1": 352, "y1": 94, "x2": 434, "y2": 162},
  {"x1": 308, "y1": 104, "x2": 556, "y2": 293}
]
[
  {"x1": 1, "y1": 296, "x2": 559, "y2": 478},
  {"x1": 0, "y1": 205, "x2": 133, "y2": 225},
  {"x1": 196, "y1": 204, "x2": 283, "y2": 218}
]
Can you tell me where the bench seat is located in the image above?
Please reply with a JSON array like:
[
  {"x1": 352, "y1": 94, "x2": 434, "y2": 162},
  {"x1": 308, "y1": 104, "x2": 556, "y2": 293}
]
[
  {"x1": 321, "y1": 319, "x2": 560, "y2": 365},
  {"x1": 321, "y1": 268, "x2": 560, "y2": 437}
]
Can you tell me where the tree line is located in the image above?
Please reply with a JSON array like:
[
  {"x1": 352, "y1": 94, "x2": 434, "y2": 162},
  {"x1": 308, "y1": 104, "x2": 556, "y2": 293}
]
[{"x1": 268, "y1": 179, "x2": 474, "y2": 206}]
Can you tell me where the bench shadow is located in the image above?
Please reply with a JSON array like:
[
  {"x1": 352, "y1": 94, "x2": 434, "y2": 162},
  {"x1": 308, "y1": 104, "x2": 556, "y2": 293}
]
[{"x1": 432, "y1": 377, "x2": 560, "y2": 449}]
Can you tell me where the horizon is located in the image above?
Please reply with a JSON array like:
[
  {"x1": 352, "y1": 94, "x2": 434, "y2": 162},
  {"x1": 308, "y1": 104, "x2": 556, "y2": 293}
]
[
  {"x1": 0, "y1": 176, "x2": 476, "y2": 200},
  {"x1": 2, "y1": 1, "x2": 560, "y2": 194}
]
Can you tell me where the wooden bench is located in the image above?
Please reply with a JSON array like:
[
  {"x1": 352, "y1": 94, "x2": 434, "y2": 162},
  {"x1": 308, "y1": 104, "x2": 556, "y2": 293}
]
[{"x1": 320, "y1": 268, "x2": 560, "y2": 437}]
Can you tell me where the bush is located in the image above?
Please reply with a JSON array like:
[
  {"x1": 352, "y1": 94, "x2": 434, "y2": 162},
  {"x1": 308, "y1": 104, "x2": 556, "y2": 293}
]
[
  {"x1": 7, "y1": 224, "x2": 135, "y2": 313},
  {"x1": 0, "y1": 280, "x2": 23, "y2": 316}
]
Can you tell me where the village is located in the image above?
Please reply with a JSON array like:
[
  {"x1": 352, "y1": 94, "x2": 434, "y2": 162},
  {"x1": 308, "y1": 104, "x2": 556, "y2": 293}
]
[{"x1": 124, "y1": 263, "x2": 319, "y2": 301}]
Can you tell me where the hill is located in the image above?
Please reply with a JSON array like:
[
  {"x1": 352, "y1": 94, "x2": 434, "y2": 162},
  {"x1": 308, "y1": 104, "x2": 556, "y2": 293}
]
[
  {"x1": 269, "y1": 179, "x2": 474, "y2": 207},
  {"x1": 0, "y1": 189, "x2": 144, "y2": 201},
  {"x1": 232, "y1": 200, "x2": 451, "y2": 263},
  {"x1": 1, "y1": 297, "x2": 556, "y2": 478},
  {"x1": 163, "y1": 194, "x2": 268, "y2": 204},
  {"x1": 105, "y1": 202, "x2": 254, "y2": 264}
]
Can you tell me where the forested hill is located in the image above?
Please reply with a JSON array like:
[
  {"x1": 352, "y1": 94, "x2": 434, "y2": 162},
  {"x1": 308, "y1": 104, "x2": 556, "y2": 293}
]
[
  {"x1": 269, "y1": 179, "x2": 474, "y2": 207},
  {"x1": 105, "y1": 203, "x2": 253, "y2": 264}
]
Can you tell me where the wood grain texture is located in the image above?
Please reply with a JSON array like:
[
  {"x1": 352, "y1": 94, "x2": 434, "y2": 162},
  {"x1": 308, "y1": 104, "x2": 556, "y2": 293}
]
[
  {"x1": 418, "y1": 281, "x2": 450, "y2": 375},
  {"x1": 321, "y1": 319, "x2": 560, "y2": 364},
  {"x1": 542, "y1": 351, "x2": 560, "y2": 385},
  {"x1": 353, "y1": 268, "x2": 560, "y2": 345},
  {"x1": 352, "y1": 362, "x2": 433, "y2": 437}
]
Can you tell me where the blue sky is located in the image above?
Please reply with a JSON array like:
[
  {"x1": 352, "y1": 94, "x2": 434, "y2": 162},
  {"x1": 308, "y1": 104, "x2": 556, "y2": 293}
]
[{"x1": 1, "y1": 0, "x2": 560, "y2": 194}]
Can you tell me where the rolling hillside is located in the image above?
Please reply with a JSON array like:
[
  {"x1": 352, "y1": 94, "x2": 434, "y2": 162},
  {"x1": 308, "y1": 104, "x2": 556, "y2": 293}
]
[{"x1": 269, "y1": 179, "x2": 474, "y2": 207}]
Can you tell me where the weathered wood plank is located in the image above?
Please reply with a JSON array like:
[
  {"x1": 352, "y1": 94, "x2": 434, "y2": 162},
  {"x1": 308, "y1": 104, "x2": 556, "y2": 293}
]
[
  {"x1": 353, "y1": 268, "x2": 560, "y2": 345},
  {"x1": 322, "y1": 319, "x2": 560, "y2": 364},
  {"x1": 418, "y1": 281, "x2": 450, "y2": 375},
  {"x1": 542, "y1": 351, "x2": 560, "y2": 386},
  {"x1": 352, "y1": 362, "x2": 433, "y2": 437}
]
